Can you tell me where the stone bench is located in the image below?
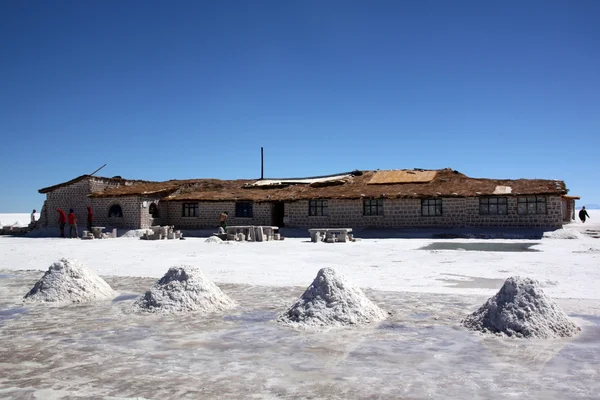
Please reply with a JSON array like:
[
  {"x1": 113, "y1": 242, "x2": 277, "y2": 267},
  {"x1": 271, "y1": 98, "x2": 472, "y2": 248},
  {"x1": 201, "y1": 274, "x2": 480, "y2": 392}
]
[
  {"x1": 225, "y1": 226, "x2": 280, "y2": 242},
  {"x1": 308, "y1": 228, "x2": 353, "y2": 243}
]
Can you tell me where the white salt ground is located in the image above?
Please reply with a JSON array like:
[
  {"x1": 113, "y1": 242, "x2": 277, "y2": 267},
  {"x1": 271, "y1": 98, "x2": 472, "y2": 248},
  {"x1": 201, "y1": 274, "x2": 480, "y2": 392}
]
[
  {"x1": 24, "y1": 258, "x2": 117, "y2": 303},
  {"x1": 133, "y1": 265, "x2": 235, "y2": 313},
  {"x1": 462, "y1": 276, "x2": 580, "y2": 339},
  {"x1": 119, "y1": 229, "x2": 148, "y2": 238},
  {"x1": 542, "y1": 229, "x2": 581, "y2": 239},
  {"x1": 278, "y1": 267, "x2": 388, "y2": 330}
]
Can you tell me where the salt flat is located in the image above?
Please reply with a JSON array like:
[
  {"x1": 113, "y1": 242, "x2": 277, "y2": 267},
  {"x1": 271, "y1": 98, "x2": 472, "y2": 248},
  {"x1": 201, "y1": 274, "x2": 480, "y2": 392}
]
[
  {"x1": 1, "y1": 214, "x2": 600, "y2": 298},
  {"x1": 0, "y1": 212, "x2": 599, "y2": 399}
]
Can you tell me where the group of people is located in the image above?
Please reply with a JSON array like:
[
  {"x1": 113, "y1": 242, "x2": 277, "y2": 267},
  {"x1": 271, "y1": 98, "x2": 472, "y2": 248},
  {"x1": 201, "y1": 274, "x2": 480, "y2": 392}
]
[
  {"x1": 55, "y1": 206, "x2": 94, "y2": 238},
  {"x1": 29, "y1": 206, "x2": 589, "y2": 239}
]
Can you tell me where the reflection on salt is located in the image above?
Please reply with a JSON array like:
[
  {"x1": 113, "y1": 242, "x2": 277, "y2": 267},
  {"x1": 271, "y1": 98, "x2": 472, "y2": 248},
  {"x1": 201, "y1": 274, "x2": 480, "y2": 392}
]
[{"x1": 0, "y1": 270, "x2": 598, "y2": 399}]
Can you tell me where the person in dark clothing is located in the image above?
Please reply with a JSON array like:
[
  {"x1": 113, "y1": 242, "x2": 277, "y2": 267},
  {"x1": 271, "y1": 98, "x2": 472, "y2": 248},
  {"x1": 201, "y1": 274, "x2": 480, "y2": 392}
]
[
  {"x1": 67, "y1": 209, "x2": 78, "y2": 238},
  {"x1": 57, "y1": 208, "x2": 67, "y2": 238},
  {"x1": 87, "y1": 206, "x2": 94, "y2": 232},
  {"x1": 579, "y1": 206, "x2": 590, "y2": 223},
  {"x1": 218, "y1": 211, "x2": 228, "y2": 233}
]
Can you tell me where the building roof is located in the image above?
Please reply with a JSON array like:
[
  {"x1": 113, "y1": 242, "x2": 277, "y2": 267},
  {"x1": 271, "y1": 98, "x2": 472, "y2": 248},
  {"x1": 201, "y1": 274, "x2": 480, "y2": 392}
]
[
  {"x1": 38, "y1": 175, "x2": 139, "y2": 194},
  {"x1": 88, "y1": 179, "x2": 206, "y2": 198},
  {"x1": 161, "y1": 169, "x2": 567, "y2": 202},
  {"x1": 41, "y1": 169, "x2": 569, "y2": 201}
]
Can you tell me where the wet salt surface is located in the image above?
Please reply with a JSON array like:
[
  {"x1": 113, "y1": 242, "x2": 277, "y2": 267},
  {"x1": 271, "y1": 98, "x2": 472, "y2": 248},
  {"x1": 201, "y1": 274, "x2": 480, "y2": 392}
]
[
  {"x1": 0, "y1": 271, "x2": 599, "y2": 399},
  {"x1": 420, "y1": 241, "x2": 541, "y2": 252}
]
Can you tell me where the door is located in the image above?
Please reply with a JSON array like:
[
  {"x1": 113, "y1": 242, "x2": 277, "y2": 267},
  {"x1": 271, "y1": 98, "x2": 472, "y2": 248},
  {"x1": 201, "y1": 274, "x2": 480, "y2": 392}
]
[{"x1": 272, "y1": 202, "x2": 285, "y2": 227}]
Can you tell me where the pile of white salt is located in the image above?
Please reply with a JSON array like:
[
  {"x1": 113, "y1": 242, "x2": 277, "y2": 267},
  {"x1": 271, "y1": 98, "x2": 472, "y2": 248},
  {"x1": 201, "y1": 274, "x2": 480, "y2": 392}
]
[
  {"x1": 462, "y1": 276, "x2": 580, "y2": 339},
  {"x1": 24, "y1": 258, "x2": 116, "y2": 303},
  {"x1": 133, "y1": 265, "x2": 235, "y2": 313},
  {"x1": 278, "y1": 267, "x2": 387, "y2": 329}
]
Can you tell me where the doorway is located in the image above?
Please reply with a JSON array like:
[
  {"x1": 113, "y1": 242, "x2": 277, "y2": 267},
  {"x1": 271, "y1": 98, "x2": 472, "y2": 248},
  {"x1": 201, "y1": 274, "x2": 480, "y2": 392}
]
[{"x1": 272, "y1": 202, "x2": 285, "y2": 227}]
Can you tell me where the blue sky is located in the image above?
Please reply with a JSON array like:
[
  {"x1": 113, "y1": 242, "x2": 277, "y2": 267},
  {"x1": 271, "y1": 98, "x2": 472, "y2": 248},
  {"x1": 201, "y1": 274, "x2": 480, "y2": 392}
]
[{"x1": 1, "y1": 0, "x2": 598, "y2": 212}]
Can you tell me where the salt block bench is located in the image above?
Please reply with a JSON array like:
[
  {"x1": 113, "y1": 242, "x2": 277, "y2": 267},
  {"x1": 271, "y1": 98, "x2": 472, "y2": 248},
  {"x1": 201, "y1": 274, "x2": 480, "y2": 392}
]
[
  {"x1": 308, "y1": 228, "x2": 353, "y2": 243},
  {"x1": 90, "y1": 226, "x2": 105, "y2": 238},
  {"x1": 225, "y1": 226, "x2": 280, "y2": 241}
]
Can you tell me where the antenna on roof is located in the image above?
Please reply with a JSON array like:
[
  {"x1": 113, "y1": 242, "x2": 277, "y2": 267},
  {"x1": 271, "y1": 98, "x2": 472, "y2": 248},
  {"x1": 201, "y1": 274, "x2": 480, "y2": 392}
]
[
  {"x1": 261, "y1": 147, "x2": 264, "y2": 180},
  {"x1": 89, "y1": 164, "x2": 107, "y2": 176}
]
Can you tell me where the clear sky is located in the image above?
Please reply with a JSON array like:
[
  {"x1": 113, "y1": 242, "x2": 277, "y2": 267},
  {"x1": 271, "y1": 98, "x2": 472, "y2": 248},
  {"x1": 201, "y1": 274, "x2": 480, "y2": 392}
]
[{"x1": 1, "y1": 0, "x2": 598, "y2": 212}]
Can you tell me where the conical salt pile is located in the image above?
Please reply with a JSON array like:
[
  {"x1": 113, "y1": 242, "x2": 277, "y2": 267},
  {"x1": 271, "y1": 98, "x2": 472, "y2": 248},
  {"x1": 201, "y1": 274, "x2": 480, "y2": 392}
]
[
  {"x1": 24, "y1": 258, "x2": 116, "y2": 303},
  {"x1": 462, "y1": 276, "x2": 580, "y2": 339},
  {"x1": 278, "y1": 267, "x2": 387, "y2": 329},
  {"x1": 133, "y1": 265, "x2": 235, "y2": 313},
  {"x1": 205, "y1": 236, "x2": 223, "y2": 243}
]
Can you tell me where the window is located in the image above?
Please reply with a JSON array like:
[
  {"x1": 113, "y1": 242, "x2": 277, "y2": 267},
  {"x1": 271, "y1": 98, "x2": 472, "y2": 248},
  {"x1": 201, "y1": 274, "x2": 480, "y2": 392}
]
[
  {"x1": 363, "y1": 198, "x2": 384, "y2": 216},
  {"x1": 309, "y1": 200, "x2": 328, "y2": 216},
  {"x1": 182, "y1": 203, "x2": 197, "y2": 217},
  {"x1": 479, "y1": 197, "x2": 508, "y2": 215},
  {"x1": 108, "y1": 204, "x2": 123, "y2": 218},
  {"x1": 149, "y1": 203, "x2": 159, "y2": 218},
  {"x1": 422, "y1": 198, "x2": 442, "y2": 216},
  {"x1": 235, "y1": 201, "x2": 253, "y2": 218},
  {"x1": 518, "y1": 196, "x2": 546, "y2": 215}
]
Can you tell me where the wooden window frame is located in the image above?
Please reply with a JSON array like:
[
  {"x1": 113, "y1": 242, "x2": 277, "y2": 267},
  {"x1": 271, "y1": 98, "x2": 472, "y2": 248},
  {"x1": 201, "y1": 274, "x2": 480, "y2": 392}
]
[
  {"x1": 182, "y1": 203, "x2": 198, "y2": 217},
  {"x1": 517, "y1": 196, "x2": 547, "y2": 215},
  {"x1": 421, "y1": 198, "x2": 442, "y2": 216},
  {"x1": 363, "y1": 198, "x2": 384, "y2": 216},
  {"x1": 479, "y1": 197, "x2": 508, "y2": 215},
  {"x1": 235, "y1": 201, "x2": 253, "y2": 218},
  {"x1": 309, "y1": 199, "x2": 328, "y2": 216}
]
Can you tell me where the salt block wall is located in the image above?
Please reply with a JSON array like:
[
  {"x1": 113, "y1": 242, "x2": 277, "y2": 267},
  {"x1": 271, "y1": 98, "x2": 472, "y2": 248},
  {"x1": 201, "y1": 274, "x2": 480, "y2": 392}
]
[
  {"x1": 463, "y1": 196, "x2": 563, "y2": 228},
  {"x1": 38, "y1": 177, "x2": 153, "y2": 230},
  {"x1": 38, "y1": 178, "x2": 95, "y2": 228},
  {"x1": 284, "y1": 198, "x2": 467, "y2": 228},
  {"x1": 139, "y1": 197, "x2": 162, "y2": 229},
  {"x1": 162, "y1": 201, "x2": 272, "y2": 229},
  {"x1": 283, "y1": 196, "x2": 563, "y2": 228},
  {"x1": 38, "y1": 179, "x2": 563, "y2": 230},
  {"x1": 91, "y1": 196, "x2": 144, "y2": 229}
]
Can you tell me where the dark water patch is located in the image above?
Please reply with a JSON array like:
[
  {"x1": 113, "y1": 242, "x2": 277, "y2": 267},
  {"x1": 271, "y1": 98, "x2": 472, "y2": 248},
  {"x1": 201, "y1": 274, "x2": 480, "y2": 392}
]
[
  {"x1": 420, "y1": 242, "x2": 541, "y2": 252},
  {"x1": 436, "y1": 274, "x2": 506, "y2": 289},
  {"x1": 0, "y1": 274, "x2": 15, "y2": 279},
  {"x1": 378, "y1": 322, "x2": 410, "y2": 332},
  {"x1": 112, "y1": 294, "x2": 140, "y2": 303}
]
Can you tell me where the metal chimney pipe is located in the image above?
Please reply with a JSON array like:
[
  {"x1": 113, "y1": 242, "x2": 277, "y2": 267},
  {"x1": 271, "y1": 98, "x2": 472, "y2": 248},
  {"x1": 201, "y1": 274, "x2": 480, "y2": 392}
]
[{"x1": 261, "y1": 147, "x2": 264, "y2": 179}]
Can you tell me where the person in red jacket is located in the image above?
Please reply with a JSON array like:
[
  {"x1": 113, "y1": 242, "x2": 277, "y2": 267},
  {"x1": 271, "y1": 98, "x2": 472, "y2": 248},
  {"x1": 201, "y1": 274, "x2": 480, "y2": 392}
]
[
  {"x1": 67, "y1": 208, "x2": 78, "y2": 239},
  {"x1": 87, "y1": 206, "x2": 94, "y2": 233},
  {"x1": 57, "y1": 208, "x2": 67, "y2": 238}
]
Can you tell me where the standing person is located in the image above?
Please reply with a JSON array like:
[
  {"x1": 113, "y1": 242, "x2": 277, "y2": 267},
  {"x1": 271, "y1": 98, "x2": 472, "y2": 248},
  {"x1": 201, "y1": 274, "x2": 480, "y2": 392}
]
[
  {"x1": 218, "y1": 211, "x2": 228, "y2": 233},
  {"x1": 57, "y1": 208, "x2": 67, "y2": 238},
  {"x1": 87, "y1": 206, "x2": 94, "y2": 233},
  {"x1": 579, "y1": 206, "x2": 590, "y2": 223},
  {"x1": 30, "y1": 209, "x2": 37, "y2": 225},
  {"x1": 67, "y1": 208, "x2": 79, "y2": 238}
]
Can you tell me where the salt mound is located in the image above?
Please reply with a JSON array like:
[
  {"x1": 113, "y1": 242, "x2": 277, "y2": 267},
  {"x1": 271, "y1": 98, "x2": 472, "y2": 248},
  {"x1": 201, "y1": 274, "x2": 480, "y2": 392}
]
[
  {"x1": 120, "y1": 229, "x2": 147, "y2": 238},
  {"x1": 24, "y1": 258, "x2": 116, "y2": 303},
  {"x1": 462, "y1": 276, "x2": 580, "y2": 339},
  {"x1": 543, "y1": 229, "x2": 580, "y2": 239},
  {"x1": 205, "y1": 236, "x2": 223, "y2": 243},
  {"x1": 278, "y1": 267, "x2": 387, "y2": 329},
  {"x1": 133, "y1": 265, "x2": 235, "y2": 313}
]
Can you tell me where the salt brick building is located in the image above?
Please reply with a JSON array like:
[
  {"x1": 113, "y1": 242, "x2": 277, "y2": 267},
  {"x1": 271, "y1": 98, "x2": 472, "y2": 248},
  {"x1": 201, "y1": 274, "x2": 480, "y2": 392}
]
[{"x1": 36, "y1": 168, "x2": 578, "y2": 231}]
